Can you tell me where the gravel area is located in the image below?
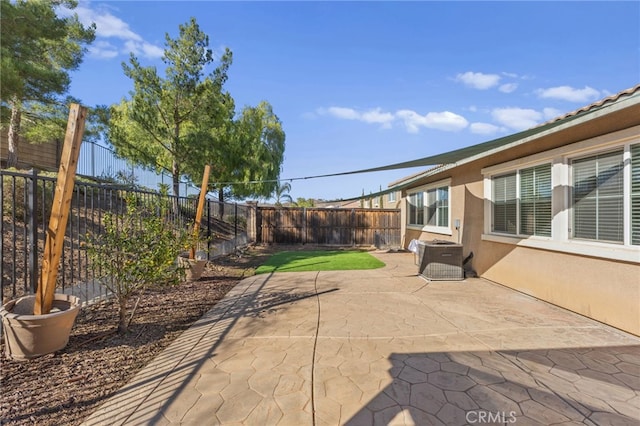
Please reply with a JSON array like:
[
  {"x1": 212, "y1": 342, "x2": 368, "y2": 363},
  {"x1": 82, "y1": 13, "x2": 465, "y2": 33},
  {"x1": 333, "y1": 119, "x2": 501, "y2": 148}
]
[{"x1": 0, "y1": 245, "x2": 276, "y2": 426}]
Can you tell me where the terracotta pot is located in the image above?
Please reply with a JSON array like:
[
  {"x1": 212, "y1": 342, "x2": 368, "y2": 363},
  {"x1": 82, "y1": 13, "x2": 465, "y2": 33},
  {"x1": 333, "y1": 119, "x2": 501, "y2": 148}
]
[
  {"x1": 178, "y1": 256, "x2": 207, "y2": 281},
  {"x1": 1, "y1": 293, "x2": 80, "y2": 361}
]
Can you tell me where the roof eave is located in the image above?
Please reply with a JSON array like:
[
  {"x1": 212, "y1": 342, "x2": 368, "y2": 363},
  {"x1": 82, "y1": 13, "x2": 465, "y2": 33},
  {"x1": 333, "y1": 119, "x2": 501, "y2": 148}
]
[{"x1": 389, "y1": 88, "x2": 640, "y2": 189}]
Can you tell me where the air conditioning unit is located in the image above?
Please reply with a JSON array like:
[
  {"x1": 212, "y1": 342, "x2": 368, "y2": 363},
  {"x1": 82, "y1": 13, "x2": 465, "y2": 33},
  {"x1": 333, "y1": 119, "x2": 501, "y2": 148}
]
[{"x1": 417, "y1": 240, "x2": 464, "y2": 281}]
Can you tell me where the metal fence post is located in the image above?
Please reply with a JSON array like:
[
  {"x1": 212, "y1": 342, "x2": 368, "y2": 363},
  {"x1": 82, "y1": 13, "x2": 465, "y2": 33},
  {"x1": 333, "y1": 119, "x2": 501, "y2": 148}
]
[
  {"x1": 206, "y1": 199, "x2": 211, "y2": 260},
  {"x1": 28, "y1": 169, "x2": 39, "y2": 293},
  {"x1": 91, "y1": 141, "x2": 95, "y2": 177},
  {"x1": 234, "y1": 203, "x2": 238, "y2": 239},
  {"x1": 0, "y1": 172, "x2": 4, "y2": 302}
]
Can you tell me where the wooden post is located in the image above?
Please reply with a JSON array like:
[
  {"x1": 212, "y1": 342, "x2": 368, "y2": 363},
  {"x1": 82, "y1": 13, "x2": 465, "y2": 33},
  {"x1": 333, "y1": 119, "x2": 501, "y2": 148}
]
[
  {"x1": 190, "y1": 164, "x2": 211, "y2": 259},
  {"x1": 34, "y1": 104, "x2": 87, "y2": 315}
]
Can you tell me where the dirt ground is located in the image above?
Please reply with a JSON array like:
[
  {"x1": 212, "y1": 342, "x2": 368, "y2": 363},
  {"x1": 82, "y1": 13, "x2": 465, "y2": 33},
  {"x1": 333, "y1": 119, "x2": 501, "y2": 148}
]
[{"x1": 0, "y1": 244, "x2": 278, "y2": 426}]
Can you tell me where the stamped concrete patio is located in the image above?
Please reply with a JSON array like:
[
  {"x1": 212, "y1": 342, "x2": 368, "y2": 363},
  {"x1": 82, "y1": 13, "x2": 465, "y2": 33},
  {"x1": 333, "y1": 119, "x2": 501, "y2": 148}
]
[{"x1": 83, "y1": 251, "x2": 640, "y2": 425}]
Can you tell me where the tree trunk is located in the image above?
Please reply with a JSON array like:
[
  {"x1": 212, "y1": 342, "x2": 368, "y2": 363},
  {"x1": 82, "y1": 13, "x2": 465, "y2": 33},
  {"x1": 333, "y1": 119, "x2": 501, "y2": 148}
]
[
  {"x1": 118, "y1": 297, "x2": 128, "y2": 334},
  {"x1": 172, "y1": 159, "x2": 180, "y2": 198},
  {"x1": 7, "y1": 100, "x2": 22, "y2": 168},
  {"x1": 218, "y1": 187, "x2": 225, "y2": 218}
]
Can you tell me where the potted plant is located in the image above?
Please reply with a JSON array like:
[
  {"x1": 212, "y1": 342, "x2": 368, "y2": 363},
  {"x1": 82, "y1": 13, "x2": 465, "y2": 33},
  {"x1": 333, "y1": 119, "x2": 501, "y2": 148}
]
[
  {"x1": 86, "y1": 194, "x2": 190, "y2": 333},
  {"x1": 0, "y1": 104, "x2": 86, "y2": 360},
  {"x1": 177, "y1": 230, "x2": 209, "y2": 281},
  {"x1": 0, "y1": 294, "x2": 81, "y2": 360},
  {"x1": 177, "y1": 164, "x2": 211, "y2": 281}
]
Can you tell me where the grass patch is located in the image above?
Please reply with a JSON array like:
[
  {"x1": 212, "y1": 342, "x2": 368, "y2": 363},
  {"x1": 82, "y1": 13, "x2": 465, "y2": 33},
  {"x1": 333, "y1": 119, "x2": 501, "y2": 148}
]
[{"x1": 255, "y1": 250, "x2": 385, "y2": 274}]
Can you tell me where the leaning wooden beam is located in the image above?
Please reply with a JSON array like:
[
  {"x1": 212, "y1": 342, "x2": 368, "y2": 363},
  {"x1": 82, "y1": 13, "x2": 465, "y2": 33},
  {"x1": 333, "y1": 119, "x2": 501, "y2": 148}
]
[
  {"x1": 190, "y1": 164, "x2": 211, "y2": 259},
  {"x1": 34, "y1": 104, "x2": 87, "y2": 315}
]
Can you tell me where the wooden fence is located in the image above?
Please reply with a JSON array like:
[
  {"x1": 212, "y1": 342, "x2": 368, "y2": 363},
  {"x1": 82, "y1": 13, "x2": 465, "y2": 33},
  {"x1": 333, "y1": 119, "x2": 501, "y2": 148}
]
[
  {"x1": 1, "y1": 131, "x2": 60, "y2": 170},
  {"x1": 256, "y1": 207, "x2": 401, "y2": 247}
]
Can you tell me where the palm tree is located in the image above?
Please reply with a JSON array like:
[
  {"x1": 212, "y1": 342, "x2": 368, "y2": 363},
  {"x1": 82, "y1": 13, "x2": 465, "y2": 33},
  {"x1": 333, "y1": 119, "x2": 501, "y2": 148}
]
[{"x1": 274, "y1": 181, "x2": 293, "y2": 206}]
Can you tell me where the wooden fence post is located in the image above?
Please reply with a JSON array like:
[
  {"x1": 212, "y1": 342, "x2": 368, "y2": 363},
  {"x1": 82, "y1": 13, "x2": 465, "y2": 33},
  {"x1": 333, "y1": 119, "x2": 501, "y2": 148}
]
[
  {"x1": 34, "y1": 104, "x2": 87, "y2": 315},
  {"x1": 190, "y1": 164, "x2": 210, "y2": 259}
]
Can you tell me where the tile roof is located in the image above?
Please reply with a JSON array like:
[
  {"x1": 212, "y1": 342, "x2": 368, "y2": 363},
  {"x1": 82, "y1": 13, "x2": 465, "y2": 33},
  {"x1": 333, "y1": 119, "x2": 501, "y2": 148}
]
[{"x1": 542, "y1": 84, "x2": 640, "y2": 126}]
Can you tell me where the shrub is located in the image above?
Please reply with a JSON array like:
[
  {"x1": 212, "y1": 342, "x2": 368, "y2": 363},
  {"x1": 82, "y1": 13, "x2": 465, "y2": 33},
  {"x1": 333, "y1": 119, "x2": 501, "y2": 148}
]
[{"x1": 86, "y1": 194, "x2": 191, "y2": 333}]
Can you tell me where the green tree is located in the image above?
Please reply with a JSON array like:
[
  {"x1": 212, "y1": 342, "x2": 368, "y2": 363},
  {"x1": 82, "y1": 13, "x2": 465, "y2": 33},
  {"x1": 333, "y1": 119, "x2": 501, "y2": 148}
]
[
  {"x1": 216, "y1": 101, "x2": 286, "y2": 201},
  {"x1": 107, "y1": 17, "x2": 232, "y2": 198},
  {"x1": 0, "y1": 0, "x2": 95, "y2": 167},
  {"x1": 273, "y1": 181, "x2": 293, "y2": 206},
  {"x1": 295, "y1": 197, "x2": 315, "y2": 207},
  {"x1": 21, "y1": 96, "x2": 108, "y2": 147}
]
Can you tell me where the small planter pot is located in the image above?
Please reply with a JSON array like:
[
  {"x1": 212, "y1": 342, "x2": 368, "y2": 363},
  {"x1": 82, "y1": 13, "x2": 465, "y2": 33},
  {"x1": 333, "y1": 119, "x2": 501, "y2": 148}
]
[
  {"x1": 178, "y1": 255, "x2": 208, "y2": 281},
  {"x1": 1, "y1": 293, "x2": 81, "y2": 361}
]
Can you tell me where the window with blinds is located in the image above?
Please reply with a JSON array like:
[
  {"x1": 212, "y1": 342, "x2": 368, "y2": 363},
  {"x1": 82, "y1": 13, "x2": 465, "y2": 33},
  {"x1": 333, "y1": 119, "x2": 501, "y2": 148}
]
[
  {"x1": 492, "y1": 164, "x2": 552, "y2": 237},
  {"x1": 492, "y1": 172, "x2": 517, "y2": 234},
  {"x1": 572, "y1": 150, "x2": 624, "y2": 243},
  {"x1": 520, "y1": 164, "x2": 552, "y2": 236},
  {"x1": 631, "y1": 144, "x2": 640, "y2": 245},
  {"x1": 408, "y1": 192, "x2": 424, "y2": 225},
  {"x1": 426, "y1": 186, "x2": 449, "y2": 227},
  {"x1": 486, "y1": 142, "x2": 639, "y2": 251}
]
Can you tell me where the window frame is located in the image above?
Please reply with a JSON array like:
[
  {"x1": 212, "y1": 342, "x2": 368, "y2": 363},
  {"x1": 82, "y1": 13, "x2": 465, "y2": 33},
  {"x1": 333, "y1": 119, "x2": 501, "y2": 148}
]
[
  {"x1": 569, "y1": 148, "x2": 625, "y2": 244},
  {"x1": 489, "y1": 163, "x2": 553, "y2": 238},
  {"x1": 407, "y1": 179, "x2": 451, "y2": 235},
  {"x1": 481, "y1": 126, "x2": 640, "y2": 263}
]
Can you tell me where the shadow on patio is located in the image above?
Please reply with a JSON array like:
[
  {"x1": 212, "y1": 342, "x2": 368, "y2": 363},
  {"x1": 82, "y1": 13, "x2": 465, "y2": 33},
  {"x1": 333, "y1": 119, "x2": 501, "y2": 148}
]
[{"x1": 341, "y1": 346, "x2": 639, "y2": 425}]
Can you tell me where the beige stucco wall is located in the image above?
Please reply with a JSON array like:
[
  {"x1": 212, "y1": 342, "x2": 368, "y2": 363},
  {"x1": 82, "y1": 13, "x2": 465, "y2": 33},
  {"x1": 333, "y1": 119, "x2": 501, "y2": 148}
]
[
  {"x1": 479, "y1": 243, "x2": 639, "y2": 335},
  {"x1": 399, "y1": 109, "x2": 640, "y2": 336},
  {"x1": 401, "y1": 162, "x2": 485, "y2": 257}
]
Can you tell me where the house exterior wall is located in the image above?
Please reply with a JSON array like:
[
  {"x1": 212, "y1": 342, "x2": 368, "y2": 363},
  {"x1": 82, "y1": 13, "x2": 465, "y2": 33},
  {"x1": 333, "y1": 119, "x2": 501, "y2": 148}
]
[{"x1": 400, "y1": 108, "x2": 640, "y2": 336}]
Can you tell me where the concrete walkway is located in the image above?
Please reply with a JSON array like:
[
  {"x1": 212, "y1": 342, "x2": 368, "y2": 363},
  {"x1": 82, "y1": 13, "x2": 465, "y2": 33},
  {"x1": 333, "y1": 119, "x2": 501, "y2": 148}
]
[{"x1": 83, "y1": 251, "x2": 640, "y2": 425}]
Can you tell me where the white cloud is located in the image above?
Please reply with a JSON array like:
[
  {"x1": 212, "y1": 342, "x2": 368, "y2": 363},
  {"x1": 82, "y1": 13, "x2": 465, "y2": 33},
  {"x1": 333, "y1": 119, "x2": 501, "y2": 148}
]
[
  {"x1": 124, "y1": 40, "x2": 165, "y2": 59},
  {"x1": 320, "y1": 107, "x2": 394, "y2": 128},
  {"x1": 61, "y1": 3, "x2": 163, "y2": 60},
  {"x1": 455, "y1": 71, "x2": 501, "y2": 90},
  {"x1": 542, "y1": 107, "x2": 563, "y2": 120},
  {"x1": 360, "y1": 108, "x2": 395, "y2": 128},
  {"x1": 499, "y1": 83, "x2": 518, "y2": 93},
  {"x1": 316, "y1": 106, "x2": 468, "y2": 133},
  {"x1": 396, "y1": 110, "x2": 468, "y2": 133},
  {"x1": 536, "y1": 85, "x2": 601, "y2": 103},
  {"x1": 76, "y1": 5, "x2": 142, "y2": 41},
  {"x1": 470, "y1": 122, "x2": 502, "y2": 135},
  {"x1": 394, "y1": 110, "x2": 421, "y2": 133},
  {"x1": 324, "y1": 107, "x2": 360, "y2": 120},
  {"x1": 88, "y1": 40, "x2": 118, "y2": 59},
  {"x1": 492, "y1": 107, "x2": 543, "y2": 131}
]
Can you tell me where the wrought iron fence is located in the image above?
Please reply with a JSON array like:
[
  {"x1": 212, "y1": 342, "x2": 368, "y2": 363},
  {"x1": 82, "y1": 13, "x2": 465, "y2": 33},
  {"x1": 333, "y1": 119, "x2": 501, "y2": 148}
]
[
  {"x1": 77, "y1": 141, "x2": 200, "y2": 197},
  {"x1": 1, "y1": 169, "x2": 252, "y2": 305}
]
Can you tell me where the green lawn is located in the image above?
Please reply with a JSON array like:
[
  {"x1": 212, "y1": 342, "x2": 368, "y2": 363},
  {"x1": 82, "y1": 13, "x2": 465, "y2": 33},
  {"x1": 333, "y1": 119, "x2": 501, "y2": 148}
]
[{"x1": 255, "y1": 250, "x2": 385, "y2": 274}]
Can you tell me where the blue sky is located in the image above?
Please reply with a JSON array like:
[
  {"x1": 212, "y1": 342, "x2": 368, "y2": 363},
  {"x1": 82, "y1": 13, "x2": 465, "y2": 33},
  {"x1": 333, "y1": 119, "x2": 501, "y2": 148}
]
[{"x1": 65, "y1": 1, "x2": 640, "y2": 201}]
